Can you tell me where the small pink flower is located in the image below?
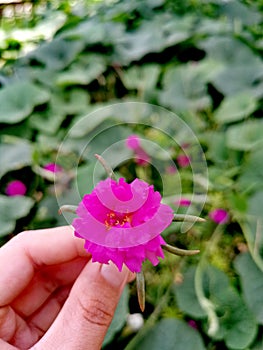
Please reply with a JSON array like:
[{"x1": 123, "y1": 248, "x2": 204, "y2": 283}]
[
  {"x1": 72, "y1": 178, "x2": 174, "y2": 272},
  {"x1": 175, "y1": 198, "x2": 191, "y2": 207},
  {"x1": 166, "y1": 165, "x2": 177, "y2": 174},
  {"x1": 126, "y1": 134, "x2": 141, "y2": 150},
  {"x1": 209, "y1": 208, "x2": 229, "y2": 224},
  {"x1": 5, "y1": 180, "x2": 27, "y2": 196},
  {"x1": 134, "y1": 148, "x2": 151, "y2": 166},
  {"x1": 177, "y1": 154, "x2": 191, "y2": 168},
  {"x1": 126, "y1": 134, "x2": 151, "y2": 166},
  {"x1": 43, "y1": 163, "x2": 63, "y2": 173},
  {"x1": 188, "y1": 320, "x2": 198, "y2": 329}
]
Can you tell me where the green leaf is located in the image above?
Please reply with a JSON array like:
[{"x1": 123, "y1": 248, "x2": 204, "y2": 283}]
[
  {"x1": 61, "y1": 19, "x2": 123, "y2": 45},
  {"x1": 248, "y1": 190, "x2": 263, "y2": 220},
  {"x1": 0, "y1": 195, "x2": 34, "y2": 236},
  {"x1": 214, "y1": 92, "x2": 257, "y2": 124},
  {"x1": 114, "y1": 14, "x2": 192, "y2": 63},
  {"x1": 226, "y1": 120, "x2": 263, "y2": 151},
  {"x1": 125, "y1": 318, "x2": 205, "y2": 350},
  {"x1": 198, "y1": 265, "x2": 257, "y2": 349},
  {"x1": 173, "y1": 267, "x2": 206, "y2": 319},
  {"x1": 205, "y1": 131, "x2": 229, "y2": 164},
  {"x1": 199, "y1": 37, "x2": 263, "y2": 95},
  {"x1": 76, "y1": 162, "x2": 104, "y2": 197},
  {"x1": 121, "y1": 64, "x2": 160, "y2": 92},
  {"x1": 31, "y1": 38, "x2": 84, "y2": 70},
  {"x1": 56, "y1": 55, "x2": 106, "y2": 86},
  {"x1": 0, "y1": 82, "x2": 50, "y2": 124},
  {"x1": 200, "y1": 37, "x2": 261, "y2": 68},
  {"x1": 103, "y1": 287, "x2": 129, "y2": 347},
  {"x1": 159, "y1": 62, "x2": 211, "y2": 112},
  {"x1": 238, "y1": 215, "x2": 263, "y2": 273},
  {"x1": 219, "y1": 0, "x2": 262, "y2": 26},
  {"x1": 0, "y1": 141, "x2": 32, "y2": 178},
  {"x1": 29, "y1": 110, "x2": 65, "y2": 135},
  {"x1": 211, "y1": 65, "x2": 262, "y2": 96},
  {"x1": 238, "y1": 147, "x2": 263, "y2": 192},
  {"x1": 235, "y1": 252, "x2": 263, "y2": 324}
]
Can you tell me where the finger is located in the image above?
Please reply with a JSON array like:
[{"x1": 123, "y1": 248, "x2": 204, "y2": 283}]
[
  {"x1": 36, "y1": 261, "x2": 133, "y2": 350},
  {"x1": 0, "y1": 286, "x2": 73, "y2": 349},
  {"x1": 27, "y1": 285, "x2": 72, "y2": 339},
  {"x1": 0, "y1": 339, "x2": 18, "y2": 349},
  {"x1": 11, "y1": 257, "x2": 87, "y2": 317},
  {"x1": 0, "y1": 226, "x2": 90, "y2": 305}
]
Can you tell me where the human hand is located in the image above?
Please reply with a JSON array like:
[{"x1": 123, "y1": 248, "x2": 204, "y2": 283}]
[{"x1": 0, "y1": 226, "x2": 134, "y2": 350}]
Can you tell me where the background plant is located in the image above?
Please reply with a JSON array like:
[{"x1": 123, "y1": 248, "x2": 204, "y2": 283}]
[{"x1": 0, "y1": 0, "x2": 263, "y2": 349}]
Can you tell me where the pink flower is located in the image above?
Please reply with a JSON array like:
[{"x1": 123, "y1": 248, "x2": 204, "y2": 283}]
[
  {"x1": 5, "y1": 180, "x2": 27, "y2": 196},
  {"x1": 43, "y1": 163, "x2": 63, "y2": 173},
  {"x1": 166, "y1": 165, "x2": 177, "y2": 174},
  {"x1": 209, "y1": 208, "x2": 229, "y2": 224},
  {"x1": 126, "y1": 134, "x2": 141, "y2": 150},
  {"x1": 134, "y1": 148, "x2": 151, "y2": 166},
  {"x1": 72, "y1": 178, "x2": 174, "y2": 272},
  {"x1": 175, "y1": 198, "x2": 191, "y2": 207},
  {"x1": 126, "y1": 134, "x2": 151, "y2": 166},
  {"x1": 188, "y1": 320, "x2": 198, "y2": 329},
  {"x1": 177, "y1": 154, "x2": 191, "y2": 168}
]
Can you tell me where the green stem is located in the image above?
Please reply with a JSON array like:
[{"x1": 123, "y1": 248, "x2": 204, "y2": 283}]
[
  {"x1": 94, "y1": 154, "x2": 116, "y2": 180},
  {"x1": 195, "y1": 260, "x2": 219, "y2": 336},
  {"x1": 173, "y1": 214, "x2": 206, "y2": 223},
  {"x1": 163, "y1": 244, "x2": 200, "y2": 256},
  {"x1": 194, "y1": 224, "x2": 222, "y2": 336},
  {"x1": 58, "y1": 205, "x2": 77, "y2": 215}
]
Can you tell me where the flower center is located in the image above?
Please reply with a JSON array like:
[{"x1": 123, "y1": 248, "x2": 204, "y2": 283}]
[{"x1": 105, "y1": 211, "x2": 132, "y2": 229}]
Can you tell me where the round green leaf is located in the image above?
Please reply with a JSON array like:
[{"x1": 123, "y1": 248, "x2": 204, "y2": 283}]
[
  {"x1": 0, "y1": 82, "x2": 50, "y2": 124},
  {"x1": 238, "y1": 147, "x2": 263, "y2": 192},
  {"x1": 126, "y1": 318, "x2": 205, "y2": 350},
  {"x1": 31, "y1": 38, "x2": 84, "y2": 70},
  {"x1": 226, "y1": 120, "x2": 263, "y2": 151},
  {"x1": 214, "y1": 92, "x2": 257, "y2": 124},
  {"x1": 235, "y1": 252, "x2": 263, "y2": 324},
  {"x1": 174, "y1": 267, "x2": 206, "y2": 319},
  {"x1": 200, "y1": 265, "x2": 257, "y2": 349},
  {"x1": 159, "y1": 63, "x2": 211, "y2": 112},
  {"x1": 56, "y1": 58, "x2": 106, "y2": 87},
  {"x1": 0, "y1": 142, "x2": 32, "y2": 178},
  {"x1": 0, "y1": 195, "x2": 34, "y2": 237}
]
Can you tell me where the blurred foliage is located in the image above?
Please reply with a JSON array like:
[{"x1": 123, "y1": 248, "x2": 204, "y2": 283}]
[{"x1": 1, "y1": 0, "x2": 263, "y2": 349}]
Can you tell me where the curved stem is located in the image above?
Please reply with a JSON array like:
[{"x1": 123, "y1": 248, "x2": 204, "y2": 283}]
[
  {"x1": 173, "y1": 214, "x2": 206, "y2": 223},
  {"x1": 162, "y1": 243, "x2": 200, "y2": 256},
  {"x1": 94, "y1": 154, "x2": 116, "y2": 180},
  {"x1": 58, "y1": 205, "x2": 77, "y2": 215}
]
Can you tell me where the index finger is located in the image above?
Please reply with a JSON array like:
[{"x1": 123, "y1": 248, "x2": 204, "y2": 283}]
[{"x1": 0, "y1": 226, "x2": 90, "y2": 305}]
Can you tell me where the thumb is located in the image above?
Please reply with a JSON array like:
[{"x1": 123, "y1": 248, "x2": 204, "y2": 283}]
[{"x1": 36, "y1": 261, "x2": 131, "y2": 350}]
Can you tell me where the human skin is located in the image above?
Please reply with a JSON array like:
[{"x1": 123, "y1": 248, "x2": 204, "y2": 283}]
[{"x1": 0, "y1": 226, "x2": 134, "y2": 349}]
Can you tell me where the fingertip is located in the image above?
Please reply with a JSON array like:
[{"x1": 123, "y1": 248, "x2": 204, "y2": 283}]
[{"x1": 100, "y1": 262, "x2": 130, "y2": 288}]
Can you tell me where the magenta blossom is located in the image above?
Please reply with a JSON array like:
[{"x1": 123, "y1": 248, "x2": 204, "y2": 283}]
[
  {"x1": 209, "y1": 208, "x2": 229, "y2": 224},
  {"x1": 175, "y1": 198, "x2": 191, "y2": 207},
  {"x1": 72, "y1": 178, "x2": 174, "y2": 272},
  {"x1": 188, "y1": 320, "x2": 198, "y2": 329},
  {"x1": 5, "y1": 180, "x2": 27, "y2": 196},
  {"x1": 126, "y1": 134, "x2": 151, "y2": 166},
  {"x1": 43, "y1": 163, "x2": 63, "y2": 173},
  {"x1": 134, "y1": 148, "x2": 151, "y2": 166},
  {"x1": 177, "y1": 154, "x2": 191, "y2": 168},
  {"x1": 126, "y1": 134, "x2": 141, "y2": 150},
  {"x1": 166, "y1": 165, "x2": 177, "y2": 174}
]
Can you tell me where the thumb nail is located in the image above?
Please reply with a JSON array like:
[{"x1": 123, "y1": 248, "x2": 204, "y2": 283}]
[{"x1": 101, "y1": 263, "x2": 129, "y2": 288}]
